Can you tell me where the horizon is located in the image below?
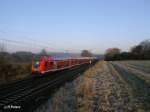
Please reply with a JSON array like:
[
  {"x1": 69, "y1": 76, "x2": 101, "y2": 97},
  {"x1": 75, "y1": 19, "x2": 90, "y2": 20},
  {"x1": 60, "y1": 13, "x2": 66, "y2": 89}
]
[{"x1": 0, "y1": 0, "x2": 150, "y2": 54}]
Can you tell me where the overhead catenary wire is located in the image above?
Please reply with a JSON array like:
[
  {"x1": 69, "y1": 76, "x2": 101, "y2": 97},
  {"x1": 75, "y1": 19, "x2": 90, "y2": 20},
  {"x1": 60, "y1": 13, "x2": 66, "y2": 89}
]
[
  {"x1": 0, "y1": 30, "x2": 67, "y2": 51},
  {"x1": 0, "y1": 38, "x2": 45, "y2": 48},
  {"x1": 0, "y1": 38, "x2": 71, "y2": 53},
  {"x1": 0, "y1": 38, "x2": 43, "y2": 52},
  {"x1": 24, "y1": 37, "x2": 67, "y2": 51},
  {"x1": 0, "y1": 30, "x2": 77, "y2": 53},
  {"x1": 0, "y1": 36, "x2": 68, "y2": 52},
  {"x1": 23, "y1": 36, "x2": 53, "y2": 46}
]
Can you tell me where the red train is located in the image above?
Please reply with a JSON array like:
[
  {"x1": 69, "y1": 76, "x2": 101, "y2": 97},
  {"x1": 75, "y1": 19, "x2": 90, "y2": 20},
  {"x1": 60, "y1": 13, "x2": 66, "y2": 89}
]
[{"x1": 32, "y1": 56, "x2": 95, "y2": 74}]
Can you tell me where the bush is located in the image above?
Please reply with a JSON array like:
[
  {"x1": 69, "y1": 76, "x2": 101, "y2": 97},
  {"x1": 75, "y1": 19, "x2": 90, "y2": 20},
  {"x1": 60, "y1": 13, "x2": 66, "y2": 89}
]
[{"x1": 0, "y1": 56, "x2": 31, "y2": 84}]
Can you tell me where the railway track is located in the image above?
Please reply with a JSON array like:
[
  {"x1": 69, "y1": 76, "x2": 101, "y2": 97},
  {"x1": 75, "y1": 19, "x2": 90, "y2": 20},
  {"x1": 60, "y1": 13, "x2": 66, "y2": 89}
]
[{"x1": 0, "y1": 62, "x2": 96, "y2": 112}]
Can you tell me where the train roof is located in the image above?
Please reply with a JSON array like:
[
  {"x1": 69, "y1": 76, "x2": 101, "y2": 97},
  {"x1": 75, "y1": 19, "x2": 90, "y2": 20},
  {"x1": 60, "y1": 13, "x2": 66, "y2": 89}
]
[
  {"x1": 33, "y1": 54, "x2": 97, "y2": 61},
  {"x1": 53, "y1": 56, "x2": 97, "y2": 60}
]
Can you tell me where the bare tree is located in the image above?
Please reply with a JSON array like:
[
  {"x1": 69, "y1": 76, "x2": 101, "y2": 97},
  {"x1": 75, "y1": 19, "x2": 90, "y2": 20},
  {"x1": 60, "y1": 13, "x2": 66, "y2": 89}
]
[
  {"x1": 131, "y1": 45, "x2": 143, "y2": 55},
  {"x1": 130, "y1": 39, "x2": 150, "y2": 59},
  {"x1": 105, "y1": 48, "x2": 120, "y2": 56},
  {"x1": 40, "y1": 49, "x2": 48, "y2": 56},
  {"x1": 105, "y1": 48, "x2": 121, "y2": 60},
  {"x1": 0, "y1": 42, "x2": 6, "y2": 52},
  {"x1": 81, "y1": 50, "x2": 93, "y2": 57},
  {"x1": 140, "y1": 39, "x2": 150, "y2": 52}
]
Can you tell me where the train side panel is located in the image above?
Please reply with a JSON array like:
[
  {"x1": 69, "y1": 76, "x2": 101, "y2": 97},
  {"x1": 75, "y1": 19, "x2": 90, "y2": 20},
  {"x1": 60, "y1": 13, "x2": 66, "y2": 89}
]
[{"x1": 32, "y1": 56, "x2": 96, "y2": 74}]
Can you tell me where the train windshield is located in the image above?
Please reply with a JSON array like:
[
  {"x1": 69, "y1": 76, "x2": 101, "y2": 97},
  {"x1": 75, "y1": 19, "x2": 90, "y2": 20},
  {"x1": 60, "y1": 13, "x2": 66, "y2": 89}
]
[{"x1": 34, "y1": 61, "x2": 40, "y2": 68}]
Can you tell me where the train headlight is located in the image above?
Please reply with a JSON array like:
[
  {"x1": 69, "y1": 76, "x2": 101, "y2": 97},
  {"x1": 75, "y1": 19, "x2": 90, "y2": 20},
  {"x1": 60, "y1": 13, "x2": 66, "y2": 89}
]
[{"x1": 36, "y1": 61, "x2": 39, "y2": 65}]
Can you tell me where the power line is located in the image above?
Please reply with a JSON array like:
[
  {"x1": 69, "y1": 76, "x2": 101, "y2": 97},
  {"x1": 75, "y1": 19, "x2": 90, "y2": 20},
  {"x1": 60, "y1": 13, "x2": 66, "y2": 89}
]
[
  {"x1": 0, "y1": 38, "x2": 43, "y2": 48},
  {"x1": 0, "y1": 30, "x2": 63, "y2": 50},
  {"x1": 0, "y1": 38, "x2": 69, "y2": 53},
  {"x1": 0, "y1": 38, "x2": 42, "y2": 51},
  {"x1": 18, "y1": 36, "x2": 68, "y2": 51},
  {"x1": 24, "y1": 36, "x2": 52, "y2": 46},
  {"x1": 0, "y1": 30, "x2": 72, "y2": 52}
]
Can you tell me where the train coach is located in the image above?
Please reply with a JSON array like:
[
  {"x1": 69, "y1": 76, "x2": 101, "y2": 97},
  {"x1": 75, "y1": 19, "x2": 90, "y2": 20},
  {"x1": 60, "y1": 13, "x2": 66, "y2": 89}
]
[{"x1": 32, "y1": 55, "x2": 96, "y2": 74}]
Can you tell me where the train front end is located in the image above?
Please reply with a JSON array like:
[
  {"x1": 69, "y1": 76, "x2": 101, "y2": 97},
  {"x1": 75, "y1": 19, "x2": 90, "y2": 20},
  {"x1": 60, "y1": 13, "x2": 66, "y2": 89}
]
[
  {"x1": 32, "y1": 59, "x2": 41, "y2": 74},
  {"x1": 31, "y1": 56, "x2": 46, "y2": 74},
  {"x1": 32, "y1": 56, "x2": 55, "y2": 74}
]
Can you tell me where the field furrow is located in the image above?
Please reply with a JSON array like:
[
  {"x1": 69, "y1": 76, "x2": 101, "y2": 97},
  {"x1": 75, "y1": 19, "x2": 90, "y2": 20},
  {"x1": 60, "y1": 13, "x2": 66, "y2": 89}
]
[
  {"x1": 118, "y1": 62, "x2": 150, "y2": 84},
  {"x1": 110, "y1": 62, "x2": 150, "y2": 111},
  {"x1": 122, "y1": 61, "x2": 150, "y2": 74},
  {"x1": 92, "y1": 61, "x2": 136, "y2": 111}
]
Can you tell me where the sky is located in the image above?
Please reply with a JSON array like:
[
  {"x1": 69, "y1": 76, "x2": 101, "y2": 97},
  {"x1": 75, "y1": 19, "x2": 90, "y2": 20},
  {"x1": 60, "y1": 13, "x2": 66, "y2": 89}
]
[{"x1": 0, "y1": 0, "x2": 150, "y2": 54}]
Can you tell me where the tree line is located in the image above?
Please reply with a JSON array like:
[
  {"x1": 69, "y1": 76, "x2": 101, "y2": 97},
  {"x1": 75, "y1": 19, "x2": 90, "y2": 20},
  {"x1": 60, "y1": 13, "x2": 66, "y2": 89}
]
[{"x1": 105, "y1": 39, "x2": 150, "y2": 61}]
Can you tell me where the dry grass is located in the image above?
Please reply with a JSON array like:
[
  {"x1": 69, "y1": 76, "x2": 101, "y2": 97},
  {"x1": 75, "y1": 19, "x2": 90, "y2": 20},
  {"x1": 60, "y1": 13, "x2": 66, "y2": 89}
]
[
  {"x1": 0, "y1": 59, "x2": 31, "y2": 85},
  {"x1": 35, "y1": 82, "x2": 78, "y2": 112},
  {"x1": 75, "y1": 61, "x2": 103, "y2": 112},
  {"x1": 75, "y1": 77, "x2": 94, "y2": 112}
]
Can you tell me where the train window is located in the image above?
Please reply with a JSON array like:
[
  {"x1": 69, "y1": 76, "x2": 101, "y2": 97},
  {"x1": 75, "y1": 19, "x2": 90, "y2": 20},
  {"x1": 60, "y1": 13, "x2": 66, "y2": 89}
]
[
  {"x1": 50, "y1": 62, "x2": 53, "y2": 65},
  {"x1": 34, "y1": 61, "x2": 40, "y2": 68},
  {"x1": 45, "y1": 62, "x2": 48, "y2": 67}
]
